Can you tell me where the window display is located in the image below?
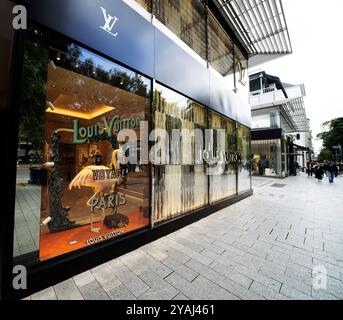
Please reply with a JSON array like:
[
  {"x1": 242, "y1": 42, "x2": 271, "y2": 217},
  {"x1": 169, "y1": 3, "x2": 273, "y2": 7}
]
[
  {"x1": 12, "y1": 23, "x2": 252, "y2": 266},
  {"x1": 1, "y1": 0, "x2": 255, "y2": 299},
  {"x1": 14, "y1": 26, "x2": 151, "y2": 261},
  {"x1": 251, "y1": 139, "x2": 282, "y2": 177}
]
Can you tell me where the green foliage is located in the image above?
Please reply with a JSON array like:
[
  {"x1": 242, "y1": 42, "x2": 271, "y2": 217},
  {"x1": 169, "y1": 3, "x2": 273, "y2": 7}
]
[
  {"x1": 317, "y1": 117, "x2": 343, "y2": 152},
  {"x1": 19, "y1": 41, "x2": 48, "y2": 151},
  {"x1": 64, "y1": 44, "x2": 149, "y2": 98},
  {"x1": 317, "y1": 148, "x2": 333, "y2": 162},
  {"x1": 18, "y1": 37, "x2": 149, "y2": 155}
]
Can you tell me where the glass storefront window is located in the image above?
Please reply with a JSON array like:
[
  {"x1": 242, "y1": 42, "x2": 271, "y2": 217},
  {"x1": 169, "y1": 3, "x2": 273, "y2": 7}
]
[
  {"x1": 0, "y1": 0, "x2": 14, "y2": 113},
  {"x1": 251, "y1": 139, "x2": 282, "y2": 177},
  {"x1": 281, "y1": 136, "x2": 289, "y2": 177},
  {"x1": 208, "y1": 111, "x2": 237, "y2": 203},
  {"x1": 14, "y1": 25, "x2": 151, "y2": 262},
  {"x1": 208, "y1": 13, "x2": 234, "y2": 76},
  {"x1": 237, "y1": 124, "x2": 251, "y2": 192},
  {"x1": 153, "y1": 84, "x2": 208, "y2": 223},
  {"x1": 251, "y1": 111, "x2": 281, "y2": 129},
  {"x1": 280, "y1": 112, "x2": 293, "y2": 132},
  {"x1": 134, "y1": 0, "x2": 153, "y2": 12},
  {"x1": 155, "y1": 0, "x2": 207, "y2": 60},
  {"x1": 11, "y1": 19, "x2": 252, "y2": 265}
]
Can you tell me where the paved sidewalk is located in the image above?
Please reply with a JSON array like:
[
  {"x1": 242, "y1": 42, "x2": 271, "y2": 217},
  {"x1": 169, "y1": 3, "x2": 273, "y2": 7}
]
[{"x1": 27, "y1": 174, "x2": 343, "y2": 300}]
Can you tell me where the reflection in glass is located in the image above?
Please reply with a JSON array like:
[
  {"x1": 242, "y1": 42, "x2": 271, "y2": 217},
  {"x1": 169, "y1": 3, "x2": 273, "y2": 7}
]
[
  {"x1": 14, "y1": 25, "x2": 151, "y2": 262},
  {"x1": 153, "y1": 84, "x2": 208, "y2": 223},
  {"x1": 208, "y1": 13, "x2": 234, "y2": 76},
  {"x1": 155, "y1": 0, "x2": 207, "y2": 60},
  {"x1": 208, "y1": 111, "x2": 237, "y2": 203},
  {"x1": 252, "y1": 111, "x2": 280, "y2": 130},
  {"x1": 237, "y1": 124, "x2": 251, "y2": 193},
  {"x1": 134, "y1": 0, "x2": 152, "y2": 12}
]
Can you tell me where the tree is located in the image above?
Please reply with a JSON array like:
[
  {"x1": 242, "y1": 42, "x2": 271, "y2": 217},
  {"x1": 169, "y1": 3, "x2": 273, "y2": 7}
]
[
  {"x1": 317, "y1": 118, "x2": 343, "y2": 153},
  {"x1": 317, "y1": 148, "x2": 333, "y2": 162},
  {"x1": 19, "y1": 39, "x2": 49, "y2": 154}
]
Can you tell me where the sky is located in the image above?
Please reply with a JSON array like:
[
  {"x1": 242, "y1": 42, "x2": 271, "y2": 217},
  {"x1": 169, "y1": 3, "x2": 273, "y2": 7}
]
[{"x1": 250, "y1": 0, "x2": 343, "y2": 154}]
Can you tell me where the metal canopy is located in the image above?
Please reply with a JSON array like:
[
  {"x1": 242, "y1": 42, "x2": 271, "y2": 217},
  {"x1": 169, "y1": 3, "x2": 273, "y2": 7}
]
[
  {"x1": 281, "y1": 97, "x2": 310, "y2": 132},
  {"x1": 252, "y1": 96, "x2": 310, "y2": 132},
  {"x1": 213, "y1": 0, "x2": 292, "y2": 56}
]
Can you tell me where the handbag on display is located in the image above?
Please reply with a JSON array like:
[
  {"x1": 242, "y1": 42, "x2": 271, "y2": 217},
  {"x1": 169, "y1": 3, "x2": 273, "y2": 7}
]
[{"x1": 104, "y1": 213, "x2": 129, "y2": 229}]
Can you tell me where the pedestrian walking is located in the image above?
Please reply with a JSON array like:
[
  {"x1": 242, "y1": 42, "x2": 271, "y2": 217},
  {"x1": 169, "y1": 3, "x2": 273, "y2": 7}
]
[
  {"x1": 306, "y1": 161, "x2": 313, "y2": 177},
  {"x1": 314, "y1": 163, "x2": 324, "y2": 181},
  {"x1": 334, "y1": 162, "x2": 339, "y2": 177},
  {"x1": 325, "y1": 161, "x2": 337, "y2": 183}
]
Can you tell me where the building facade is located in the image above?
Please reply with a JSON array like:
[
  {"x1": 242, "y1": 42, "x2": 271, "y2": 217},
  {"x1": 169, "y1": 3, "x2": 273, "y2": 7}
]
[
  {"x1": 0, "y1": 0, "x2": 292, "y2": 298},
  {"x1": 249, "y1": 71, "x2": 311, "y2": 177}
]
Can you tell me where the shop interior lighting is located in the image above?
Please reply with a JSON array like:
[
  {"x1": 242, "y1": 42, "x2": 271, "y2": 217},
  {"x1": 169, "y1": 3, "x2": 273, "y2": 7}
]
[
  {"x1": 46, "y1": 100, "x2": 56, "y2": 111},
  {"x1": 46, "y1": 102, "x2": 115, "y2": 120}
]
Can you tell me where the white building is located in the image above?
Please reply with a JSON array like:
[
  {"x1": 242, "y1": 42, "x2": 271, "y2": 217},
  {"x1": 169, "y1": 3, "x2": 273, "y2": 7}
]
[{"x1": 249, "y1": 71, "x2": 312, "y2": 177}]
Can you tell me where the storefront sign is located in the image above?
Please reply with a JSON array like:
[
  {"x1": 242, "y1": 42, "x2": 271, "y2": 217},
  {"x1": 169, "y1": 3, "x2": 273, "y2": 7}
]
[
  {"x1": 89, "y1": 192, "x2": 126, "y2": 213},
  {"x1": 86, "y1": 229, "x2": 124, "y2": 246},
  {"x1": 203, "y1": 150, "x2": 239, "y2": 165},
  {"x1": 92, "y1": 169, "x2": 116, "y2": 181},
  {"x1": 100, "y1": 6, "x2": 119, "y2": 38},
  {"x1": 73, "y1": 116, "x2": 141, "y2": 145}
]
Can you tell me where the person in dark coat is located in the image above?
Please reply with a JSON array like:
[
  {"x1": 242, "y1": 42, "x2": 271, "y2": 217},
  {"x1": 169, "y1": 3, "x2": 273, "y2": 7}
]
[
  {"x1": 314, "y1": 163, "x2": 324, "y2": 181},
  {"x1": 325, "y1": 161, "x2": 337, "y2": 183},
  {"x1": 334, "y1": 162, "x2": 339, "y2": 177},
  {"x1": 306, "y1": 161, "x2": 313, "y2": 177}
]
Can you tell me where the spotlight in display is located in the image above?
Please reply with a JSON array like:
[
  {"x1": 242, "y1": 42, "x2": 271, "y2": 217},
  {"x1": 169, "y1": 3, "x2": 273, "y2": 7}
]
[
  {"x1": 46, "y1": 101, "x2": 56, "y2": 111},
  {"x1": 49, "y1": 60, "x2": 57, "y2": 70}
]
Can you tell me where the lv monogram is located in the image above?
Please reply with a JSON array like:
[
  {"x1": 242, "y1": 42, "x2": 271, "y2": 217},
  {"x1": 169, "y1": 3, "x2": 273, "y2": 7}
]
[{"x1": 100, "y1": 6, "x2": 119, "y2": 37}]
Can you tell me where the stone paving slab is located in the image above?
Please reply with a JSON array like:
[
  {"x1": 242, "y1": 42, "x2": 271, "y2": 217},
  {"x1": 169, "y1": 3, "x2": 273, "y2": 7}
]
[{"x1": 27, "y1": 174, "x2": 343, "y2": 300}]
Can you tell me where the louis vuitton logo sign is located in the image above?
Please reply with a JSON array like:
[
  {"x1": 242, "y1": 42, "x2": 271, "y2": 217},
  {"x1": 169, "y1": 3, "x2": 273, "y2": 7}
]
[{"x1": 100, "y1": 6, "x2": 119, "y2": 37}]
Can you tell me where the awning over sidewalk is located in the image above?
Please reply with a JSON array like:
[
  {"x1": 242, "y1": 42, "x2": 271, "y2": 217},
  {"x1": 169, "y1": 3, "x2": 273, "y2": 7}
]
[
  {"x1": 292, "y1": 143, "x2": 310, "y2": 152},
  {"x1": 213, "y1": 0, "x2": 292, "y2": 56}
]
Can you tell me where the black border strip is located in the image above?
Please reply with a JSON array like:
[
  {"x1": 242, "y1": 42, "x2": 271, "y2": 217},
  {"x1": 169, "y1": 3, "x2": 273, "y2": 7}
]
[{"x1": 7, "y1": 190, "x2": 252, "y2": 300}]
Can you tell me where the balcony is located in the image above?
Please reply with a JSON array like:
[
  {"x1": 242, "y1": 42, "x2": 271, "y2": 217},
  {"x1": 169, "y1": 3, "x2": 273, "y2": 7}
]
[
  {"x1": 250, "y1": 85, "x2": 286, "y2": 108},
  {"x1": 250, "y1": 83, "x2": 310, "y2": 132}
]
